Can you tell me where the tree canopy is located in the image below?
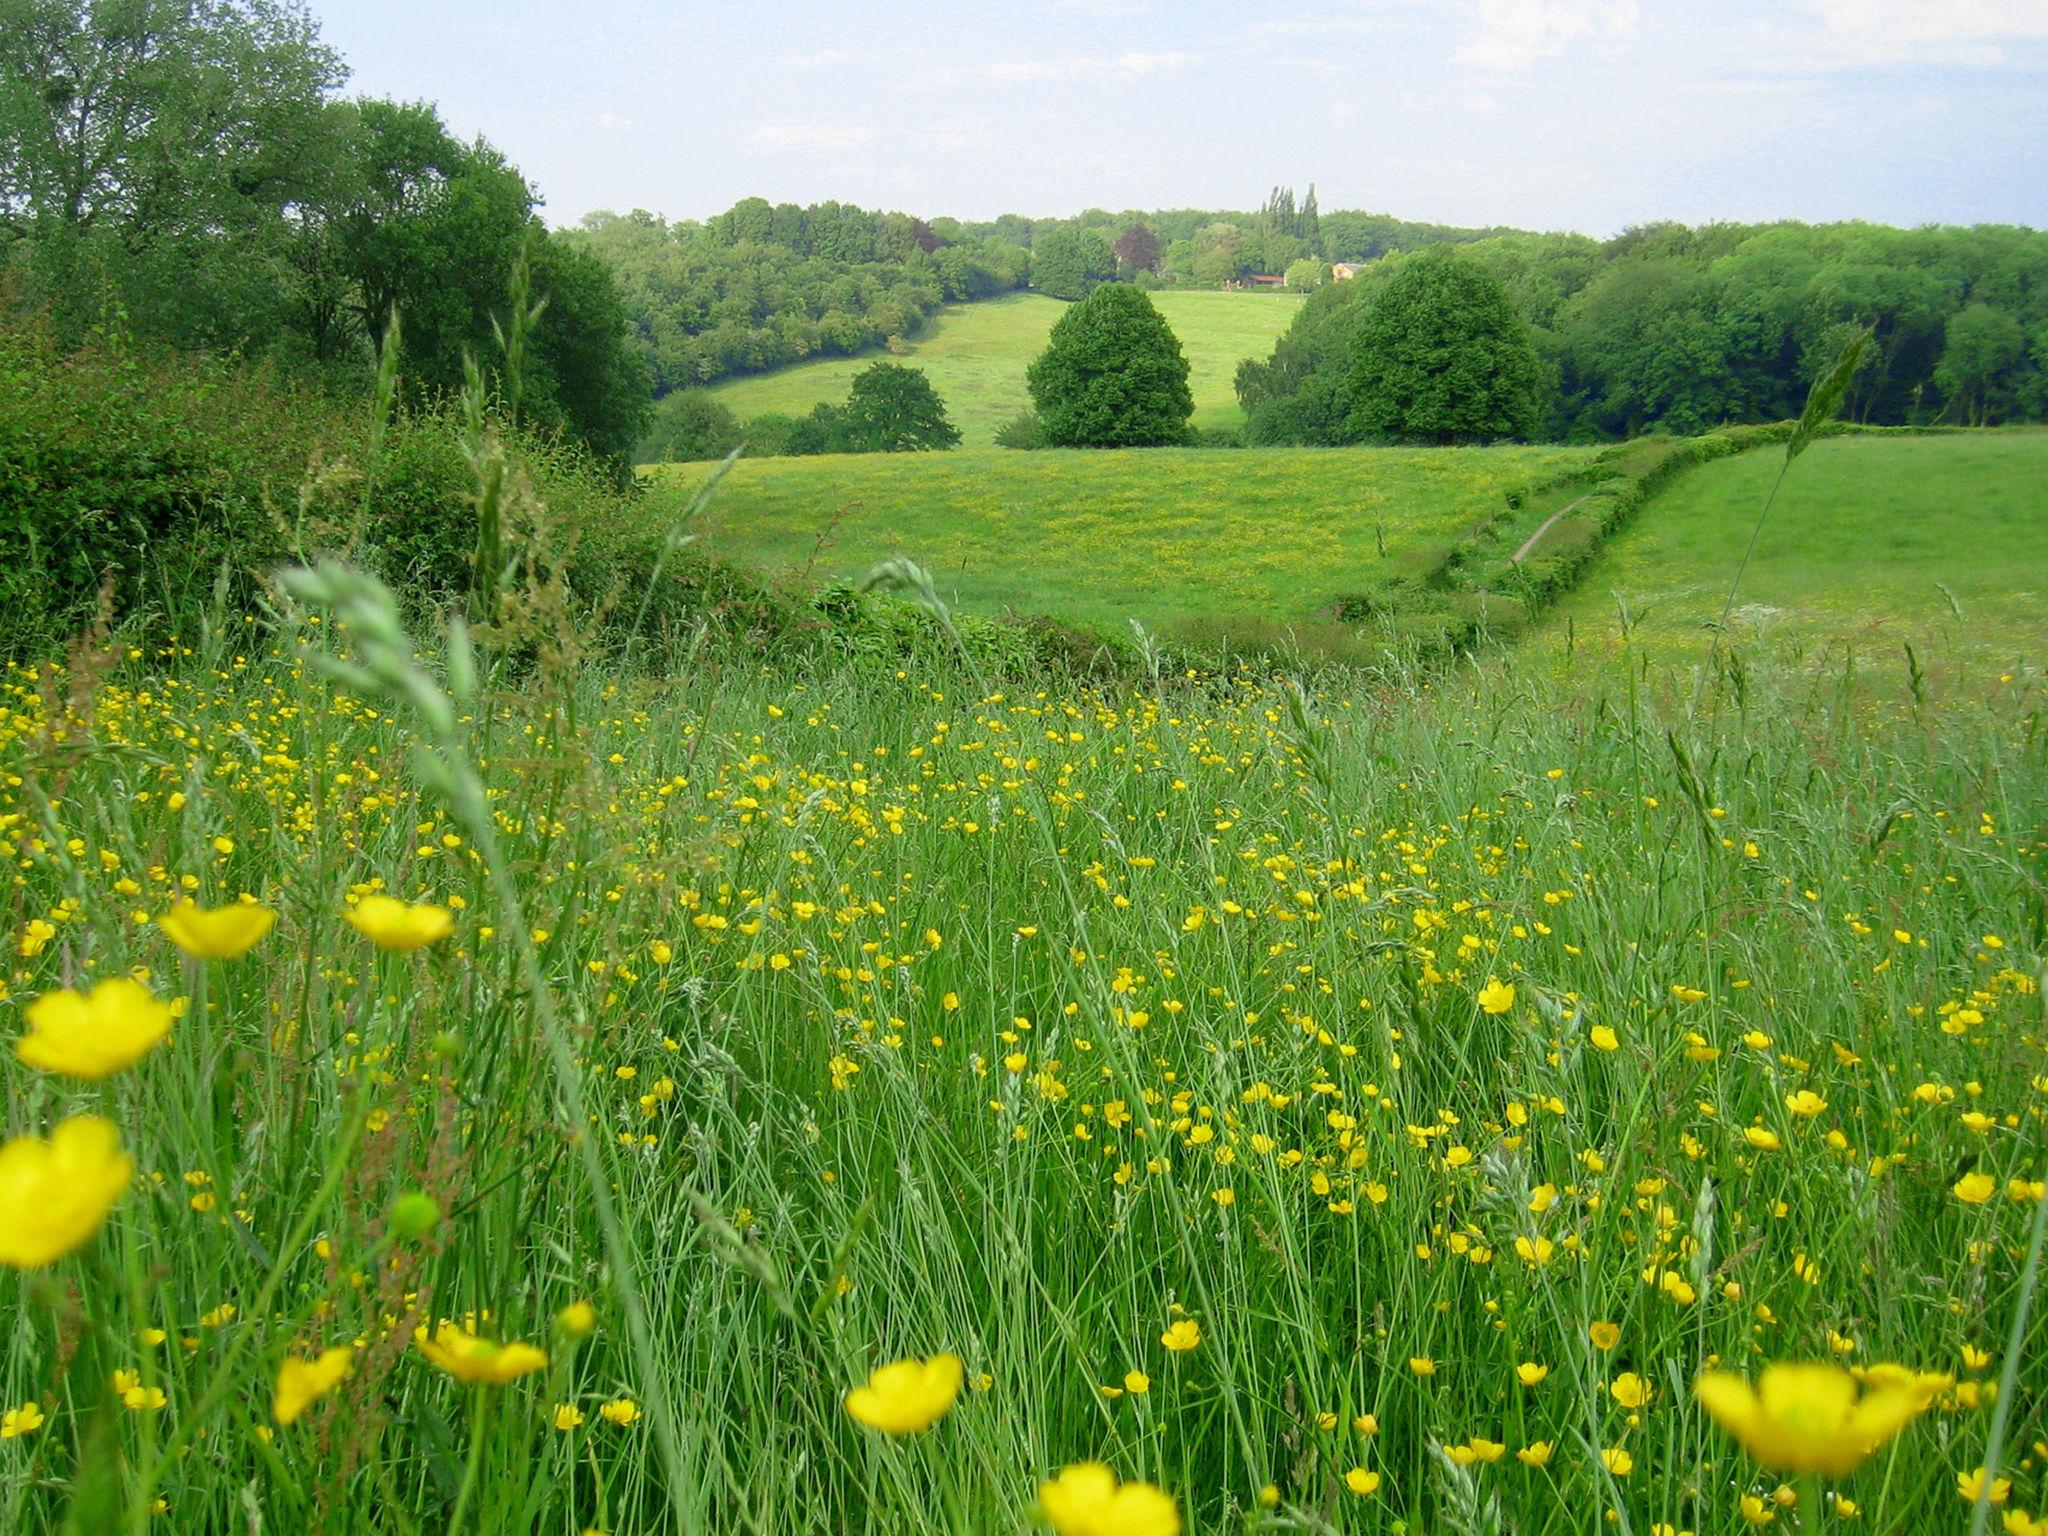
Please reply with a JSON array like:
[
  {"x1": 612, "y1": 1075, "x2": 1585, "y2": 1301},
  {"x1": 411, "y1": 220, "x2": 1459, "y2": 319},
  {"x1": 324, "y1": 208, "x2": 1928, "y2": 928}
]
[
  {"x1": 1026, "y1": 285, "x2": 1193, "y2": 447},
  {"x1": 838, "y1": 362, "x2": 960, "y2": 452},
  {"x1": 0, "y1": 2, "x2": 648, "y2": 468},
  {"x1": 1345, "y1": 250, "x2": 1543, "y2": 444},
  {"x1": 1031, "y1": 225, "x2": 1116, "y2": 302}
]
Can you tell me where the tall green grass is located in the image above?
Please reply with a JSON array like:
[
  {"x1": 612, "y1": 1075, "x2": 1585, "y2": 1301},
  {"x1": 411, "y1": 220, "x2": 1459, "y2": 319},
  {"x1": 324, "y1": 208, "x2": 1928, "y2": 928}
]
[{"x1": 3, "y1": 602, "x2": 2044, "y2": 1533}]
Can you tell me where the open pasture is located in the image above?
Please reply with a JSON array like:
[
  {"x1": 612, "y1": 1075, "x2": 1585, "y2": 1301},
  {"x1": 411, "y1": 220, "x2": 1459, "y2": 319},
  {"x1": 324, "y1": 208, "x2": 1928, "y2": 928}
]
[
  {"x1": 702, "y1": 290, "x2": 1304, "y2": 448},
  {"x1": 1538, "y1": 431, "x2": 2048, "y2": 672},
  {"x1": 655, "y1": 443, "x2": 1594, "y2": 633}
]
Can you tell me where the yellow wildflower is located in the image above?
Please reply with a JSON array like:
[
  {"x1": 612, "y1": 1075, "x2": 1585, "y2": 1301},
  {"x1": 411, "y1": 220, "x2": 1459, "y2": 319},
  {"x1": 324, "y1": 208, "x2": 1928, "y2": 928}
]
[
  {"x1": 18, "y1": 979, "x2": 172, "y2": 1079},
  {"x1": 843, "y1": 1353, "x2": 962, "y2": 1435},
  {"x1": 0, "y1": 1116, "x2": 132, "y2": 1269}
]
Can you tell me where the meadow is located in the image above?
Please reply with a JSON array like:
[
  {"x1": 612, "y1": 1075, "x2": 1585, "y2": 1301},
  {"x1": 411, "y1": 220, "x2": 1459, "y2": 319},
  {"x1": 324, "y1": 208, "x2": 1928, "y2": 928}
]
[
  {"x1": 1538, "y1": 431, "x2": 2048, "y2": 671},
  {"x1": 656, "y1": 443, "x2": 1594, "y2": 632},
  {"x1": 2, "y1": 567, "x2": 2044, "y2": 1534},
  {"x1": 703, "y1": 291, "x2": 1306, "y2": 447}
]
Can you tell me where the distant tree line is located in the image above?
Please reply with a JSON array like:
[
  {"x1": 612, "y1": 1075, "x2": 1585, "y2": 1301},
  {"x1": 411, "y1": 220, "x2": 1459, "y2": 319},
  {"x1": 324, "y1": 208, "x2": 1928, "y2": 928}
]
[
  {"x1": 0, "y1": 0, "x2": 649, "y2": 469},
  {"x1": 1237, "y1": 221, "x2": 2048, "y2": 442},
  {"x1": 576, "y1": 188, "x2": 1523, "y2": 393},
  {"x1": 561, "y1": 204, "x2": 1031, "y2": 394}
]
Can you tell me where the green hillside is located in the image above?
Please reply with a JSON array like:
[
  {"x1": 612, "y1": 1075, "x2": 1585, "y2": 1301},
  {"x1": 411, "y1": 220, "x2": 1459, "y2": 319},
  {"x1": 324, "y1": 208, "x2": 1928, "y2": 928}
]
[
  {"x1": 701, "y1": 290, "x2": 1303, "y2": 448},
  {"x1": 653, "y1": 443, "x2": 1594, "y2": 632},
  {"x1": 1537, "y1": 431, "x2": 2048, "y2": 668}
]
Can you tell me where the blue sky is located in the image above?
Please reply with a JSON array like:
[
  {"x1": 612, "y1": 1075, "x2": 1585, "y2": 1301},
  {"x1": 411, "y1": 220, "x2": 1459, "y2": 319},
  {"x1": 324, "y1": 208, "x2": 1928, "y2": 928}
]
[{"x1": 315, "y1": 0, "x2": 2048, "y2": 235}]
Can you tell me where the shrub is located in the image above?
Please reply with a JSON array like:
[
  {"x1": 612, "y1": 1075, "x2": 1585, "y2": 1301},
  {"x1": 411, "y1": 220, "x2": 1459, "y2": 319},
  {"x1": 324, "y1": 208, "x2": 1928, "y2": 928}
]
[
  {"x1": 993, "y1": 410, "x2": 1047, "y2": 450},
  {"x1": 639, "y1": 392, "x2": 743, "y2": 463}
]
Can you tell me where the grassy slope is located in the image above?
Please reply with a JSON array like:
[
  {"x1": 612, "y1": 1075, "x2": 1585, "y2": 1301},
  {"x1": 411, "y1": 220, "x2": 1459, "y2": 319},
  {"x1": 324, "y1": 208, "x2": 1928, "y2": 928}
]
[
  {"x1": 703, "y1": 290, "x2": 1303, "y2": 447},
  {"x1": 1536, "y1": 431, "x2": 2048, "y2": 668},
  {"x1": 658, "y1": 444, "x2": 1595, "y2": 631}
]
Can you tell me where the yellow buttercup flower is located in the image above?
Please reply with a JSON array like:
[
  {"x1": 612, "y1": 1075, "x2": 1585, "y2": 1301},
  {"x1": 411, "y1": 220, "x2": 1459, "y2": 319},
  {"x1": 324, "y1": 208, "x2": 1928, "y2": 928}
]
[
  {"x1": 1038, "y1": 1462, "x2": 1181, "y2": 1536},
  {"x1": 599, "y1": 1397, "x2": 640, "y2": 1426},
  {"x1": 1477, "y1": 978, "x2": 1516, "y2": 1015},
  {"x1": 1, "y1": 1402, "x2": 45, "y2": 1438},
  {"x1": 557, "y1": 1300, "x2": 597, "y2": 1338},
  {"x1": 346, "y1": 895, "x2": 455, "y2": 952},
  {"x1": 18, "y1": 978, "x2": 173, "y2": 1078},
  {"x1": 0, "y1": 1116, "x2": 132, "y2": 1268},
  {"x1": 843, "y1": 1353, "x2": 962, "y2": 1435},
  {"x1": 1954, "y1": 1172, "x2": 1997, "y2": 1205},
  {"x1": 274, "y1": 1346, "x2": 353, "y2": 1425},
  {"x1": 159, "y1": 901, "x2": 275, "y2": 960},
  {"x1": 413, "y1": 1322, "x2": 548, "y2": 1385},
  {"x1": 1695, "y1": 1362, "x2": 1931, "y2": 1475},
  {"x1": 1611, "y1": 1372, "x2": 1653, "y2": 1409},
  {"x1": 1344, "y1": 1466, "x2": 1382, "y2": 1495},
  {"x1": 1161, "y1": 1319, "x2": 1201, "y2": 1352}
]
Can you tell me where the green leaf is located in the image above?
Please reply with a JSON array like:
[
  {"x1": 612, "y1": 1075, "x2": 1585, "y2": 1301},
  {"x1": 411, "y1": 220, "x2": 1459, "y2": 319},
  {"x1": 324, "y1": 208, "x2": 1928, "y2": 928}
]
[{"x1": 1786, "y1": 327, "x2": 1871, "y2": 463}]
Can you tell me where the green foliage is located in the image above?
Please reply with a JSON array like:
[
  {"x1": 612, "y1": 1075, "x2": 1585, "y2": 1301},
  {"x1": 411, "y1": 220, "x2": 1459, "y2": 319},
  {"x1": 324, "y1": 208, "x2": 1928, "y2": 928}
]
[
  {"x1": 837, "y1": 362, "x2": 960, "y2": 452},
  {"x1": 1345, "y1": 250, "x2": 1545, "y2": 444},
  {"x1": 1284, "y1": 258, "x2": 1328, "y2": 292},
  {"x1": 0, "y1": 13, "x2": 648, "y2": 470},
  {"x1": 640, "y1": 391, "x2": 743, "y2": 464},
  {"x1": 561, "y1": 202, "x2": 1027, "y2": 392},
  {"x1": 1934, "y1": 303, "x2": 2028, "y2": 426},
  {"x1": 1029, "y1": 224, "x2": 1116, "y2": 302},
  {"x1": 993, "y1": 409, "x2": 1047, "y2": 450},
  {"x1": 1239, "y1": 220, "x2": 2048, "y2": 441},
  {"x1": 0, "y1": 0, "x2": 344, "y2": 353},
  {"x1": 1027, "y1": 285, "x2": 1196, "y2": 448},
  {"x1": 0, "y1": 311, "x2": 634, "y2": 654}
]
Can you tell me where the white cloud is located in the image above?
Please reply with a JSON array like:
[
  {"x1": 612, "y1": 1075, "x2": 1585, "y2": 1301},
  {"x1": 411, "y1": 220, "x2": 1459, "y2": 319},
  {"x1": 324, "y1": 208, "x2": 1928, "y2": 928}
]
[
  {"x1": 1807, "y1": 0, "x2": 2048, "y2": 64},
  {"x1": 1456, "y1": 0, "x2": 1638, "y2": 70},
  {"x1": 750, "y1": 123, "x2": 875, "y2": 152}
]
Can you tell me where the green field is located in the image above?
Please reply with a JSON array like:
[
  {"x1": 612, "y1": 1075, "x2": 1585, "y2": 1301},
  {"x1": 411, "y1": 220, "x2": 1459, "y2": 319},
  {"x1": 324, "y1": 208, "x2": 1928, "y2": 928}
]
[
  {"x1": 658, "y1": 443, "x2": 1594, "y2": 631},
  {"x1": 1538, "y1": 431, "x2": 2048, "y2": 669},
  {"x1": 702, "y1": 290, "x2": 1304, "y2": 448}
]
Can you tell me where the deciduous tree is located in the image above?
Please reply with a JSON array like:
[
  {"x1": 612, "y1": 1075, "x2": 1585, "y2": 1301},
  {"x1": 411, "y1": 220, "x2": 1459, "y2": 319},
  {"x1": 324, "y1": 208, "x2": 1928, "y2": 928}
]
[{"x1": 1026, "y1": 284, "x2": 1193, "y2": 447}]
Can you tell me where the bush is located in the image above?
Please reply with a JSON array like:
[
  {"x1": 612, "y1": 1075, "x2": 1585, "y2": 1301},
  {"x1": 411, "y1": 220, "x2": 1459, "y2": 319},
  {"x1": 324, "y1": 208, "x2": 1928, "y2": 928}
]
[
  {"x1": 993, "y1": 410, "x2": 1047, "y2": 450},
  {"x1": 1025, "y1": 285, "x2": 1195, "y2": 448},
  {"x1": 0, "y1": 311, "x2": 642, "y2": 656},
  {"x1": 639, "y1": 392, "x2": 743, "y2": 463}
]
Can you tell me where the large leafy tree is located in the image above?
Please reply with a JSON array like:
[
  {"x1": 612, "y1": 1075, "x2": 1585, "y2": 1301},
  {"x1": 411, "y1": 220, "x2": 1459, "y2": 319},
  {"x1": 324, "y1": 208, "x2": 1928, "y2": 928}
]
[
  {"x1": 1346, "y1": 249, "x2": 1543, "y2": 444},
  {"x1": 1030, "y1": 224, "x2": 1114, "y2": 302},
  {"x1": 1026, "y1": 284, "x2": 1193, "y2": 447},
  {"x1": 1114, "y1": 223, "x2": 1160, "y2": 275},
  {"x1": 837, "y1": 362, "x2": 959, "y2": 452},
  {"x1": 0, "y1": 0, "x2": 344, "y2": 348}
]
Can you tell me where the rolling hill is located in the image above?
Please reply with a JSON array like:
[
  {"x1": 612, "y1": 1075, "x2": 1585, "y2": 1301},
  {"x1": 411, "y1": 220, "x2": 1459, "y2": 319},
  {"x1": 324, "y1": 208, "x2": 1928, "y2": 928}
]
[
  {"x1": 700, "y1": 290, "x2": 1304, "y2": 449},
  {"x1": 1536, "y1": 430, "x2": 2048, "y2": 669},
  {"x1": 651, "y1": 443, "x2": 1595, "y2": 635}
]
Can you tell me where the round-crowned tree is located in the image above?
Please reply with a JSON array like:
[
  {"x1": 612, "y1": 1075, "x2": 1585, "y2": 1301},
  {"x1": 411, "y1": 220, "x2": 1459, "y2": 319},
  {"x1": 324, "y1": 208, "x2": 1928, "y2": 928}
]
[
  {"x1": 1026, "y1": 285, "x2": 1194, "y2": 447},
  {"x1": 1345, "y1": 249, "x2": 1544, "y2": 444},
  {"x1": 838, "y1": 362, "x2": 961, "y2": 451}
]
